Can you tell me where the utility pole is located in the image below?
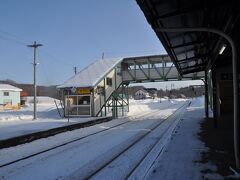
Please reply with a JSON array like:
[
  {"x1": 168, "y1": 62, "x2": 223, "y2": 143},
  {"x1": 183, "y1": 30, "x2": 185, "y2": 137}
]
[
  {"x1": 102, "y1": 52, "x2": 105, "y2": 60},
  {"x1": 74, "y1": 66, "x2": 77, "y2": 75},
  {"x1": 27, "y1": 41, "x2": 43, "y2": 120}
]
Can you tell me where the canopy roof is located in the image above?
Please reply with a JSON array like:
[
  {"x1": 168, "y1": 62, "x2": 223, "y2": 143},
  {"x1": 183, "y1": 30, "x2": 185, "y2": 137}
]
[
  {"x1": 136, "y1": 0, "x2": 240, "y2": 75},
  {"x1": 58, "y1": 58, "x2": 123, "y2": 88}
]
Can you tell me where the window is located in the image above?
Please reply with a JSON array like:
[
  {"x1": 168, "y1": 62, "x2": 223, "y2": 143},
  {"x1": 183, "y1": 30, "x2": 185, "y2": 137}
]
[
  {"x1": 116, "y1": 66, "x2": 122, "y2": 75},
  {"x1": 65, "y1": 95, "x2": 91, "y2": 116},
  {"x1": 3, "y1": 92, "x2": 9, "y2": 96},
  {"x1": 78, "y1": 96, "x2": 90, "y2": 105},
  {"x1": 106, "y1": 77, "x2": 112, "y2": 86}
]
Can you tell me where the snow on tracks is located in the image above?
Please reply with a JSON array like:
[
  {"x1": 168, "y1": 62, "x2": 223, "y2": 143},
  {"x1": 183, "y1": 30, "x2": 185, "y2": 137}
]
[
  {"x1": 70, "y1": 102, "x2": 189, "y2": 179},
  {"x1": 0, "y1": 100, "x2": 189, "y2": 180}
]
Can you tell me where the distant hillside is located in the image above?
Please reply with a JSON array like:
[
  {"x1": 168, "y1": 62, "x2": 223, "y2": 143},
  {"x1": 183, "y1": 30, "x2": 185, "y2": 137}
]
[
  {"x1": 127, "y1": 85, "x2": 204, "y2": 98},
  {"x1": 0, "y1": 79, "x2": 59, "y2": 99},
  {"x1": 0, "y1": 79, "x2": 204, "y2": 99}
]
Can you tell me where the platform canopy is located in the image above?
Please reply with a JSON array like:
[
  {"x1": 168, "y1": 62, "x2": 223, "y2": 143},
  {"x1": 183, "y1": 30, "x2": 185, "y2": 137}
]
[
  {"x1": 58, "y1": 58, "x2": 123, "y2": 88},
  {"x1": 136, "y1": 0, "x2": 240, "y2": 75}
]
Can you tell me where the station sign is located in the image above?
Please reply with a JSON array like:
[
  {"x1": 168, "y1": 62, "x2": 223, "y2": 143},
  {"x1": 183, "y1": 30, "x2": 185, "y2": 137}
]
[
  {"x1": 77, "y1": 88, "x2": 91, "y2": 95},
  {"x1": 71, "y1": 87, "x2": 77, "y2": 93}
]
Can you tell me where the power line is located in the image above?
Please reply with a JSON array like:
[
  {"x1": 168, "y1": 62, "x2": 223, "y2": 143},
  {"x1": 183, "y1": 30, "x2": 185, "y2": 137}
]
[
  {"x1": 36, "y1": 48, "x2": 53, "y2": 85},
  {"x1": 40, "y1": 49, "x2": 74, "y2": 67},
  {"x1": 0, "y1": 29, "x2": 31, "y2": 44},
  {"x1": 0, "y1": 34, "x2": 28, "y2": 46}
]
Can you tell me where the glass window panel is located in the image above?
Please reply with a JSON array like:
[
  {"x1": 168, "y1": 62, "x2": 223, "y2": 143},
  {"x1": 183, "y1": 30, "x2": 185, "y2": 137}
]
[
  {"x1": 4, "y1": 92, "x2": 9, "y2": 96},
  {"x1": 77, "y1": 106, "x2": 91, "y2": 115},
  {"x1": 78, "y1": 96, "x2": 90, "y2": 105},
  {"x1": 69, "y1": 107, "x2": 78, "y2": 115},
  {"x1": 65, "y1": 96, "x2": 77, "y2": 106},
  {"x1": 65, "y1": 106, "x2": 78, "y2": 115}
]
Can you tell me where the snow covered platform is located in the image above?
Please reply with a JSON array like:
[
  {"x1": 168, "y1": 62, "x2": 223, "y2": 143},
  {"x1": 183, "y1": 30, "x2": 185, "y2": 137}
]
[
  {"x1": 144, "y1": 97, "x2": 221, "y2": 179},
  {"x1": 0, "y1": 97, "x2": 112, "y2": 148}
]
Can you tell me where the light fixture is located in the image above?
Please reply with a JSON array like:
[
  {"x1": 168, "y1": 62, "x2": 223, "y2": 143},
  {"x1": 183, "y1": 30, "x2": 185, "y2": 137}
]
[{"x1": 219, "y1": 44, "x2": 226, "y2": 55}]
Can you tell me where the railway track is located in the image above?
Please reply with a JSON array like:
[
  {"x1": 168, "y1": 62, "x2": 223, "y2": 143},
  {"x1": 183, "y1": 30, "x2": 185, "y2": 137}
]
[
  {"x1": 0, "y1": 101, "x2": 182, "y2": 169},
  {"x1": 70, "y1": 101, "x2": 189, "y2": 179}
]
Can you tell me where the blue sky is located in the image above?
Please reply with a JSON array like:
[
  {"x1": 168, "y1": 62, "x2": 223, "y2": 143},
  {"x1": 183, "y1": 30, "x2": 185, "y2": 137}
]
[{"x1": 0, "y1": 0, "x2": 202, "y2": 88}]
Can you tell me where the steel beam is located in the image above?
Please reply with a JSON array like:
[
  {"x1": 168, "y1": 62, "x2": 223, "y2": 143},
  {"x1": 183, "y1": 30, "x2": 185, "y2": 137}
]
[
  {"x1": 182, "y1": 68, "x2": 205, "y2": 75},
  {"x1": 170, "y1": 38, "x2": 215, "y2": 49},
  {"x1": 165, "y1": 63, "x2": 174, "y2": 78},
  {"x1": 174, "y1": 44, "x2": 208, "y2": 56},
  {"x1": 127, "y1": 67, "x2": 135, "y2": 81},
  {"x1": 138, "y1": 64, "x2": 149, "y2": 79},
  {"x1": 151, "y1": 62, "x2": 163, "y2": 78},
  {"x1": 178, "y1": 53, "x2": 210, "y2": 64},
  {"x1": 180, "y1": 62, "x2": 207, "y2": 70}
]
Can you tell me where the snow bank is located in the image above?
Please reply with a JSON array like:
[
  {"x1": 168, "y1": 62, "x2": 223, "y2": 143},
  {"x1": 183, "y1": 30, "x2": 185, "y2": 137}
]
[
  {"x1": 0, "y1": 115, "x2": 33, "y2": 122},
  {"x1": 0, "y1": 96, "x2": 61, "y2": 122},
  {"x1": 25, "y1": 96, "x2": 60, "y2": 105},
  {"x1": 127, "y1": 98, "x2": 187, "y2": 117}
]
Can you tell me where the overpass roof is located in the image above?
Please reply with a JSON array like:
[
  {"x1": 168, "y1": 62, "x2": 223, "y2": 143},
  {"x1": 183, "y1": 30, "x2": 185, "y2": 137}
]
[
  {"x1": 122, "y1": 54, "x2": 171, "y2": 64},
  {"x1": 58, "y1": 58, "x2": 123, "y2": 88},
  {"x1": 136, "y1": 0, "x2": 240, "y2": 75}
]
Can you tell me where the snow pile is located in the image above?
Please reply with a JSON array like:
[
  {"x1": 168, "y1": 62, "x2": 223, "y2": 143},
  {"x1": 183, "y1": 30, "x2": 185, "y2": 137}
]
[
  {"x1": 0, "y1": 115, "x2": 33, "y2": 122},
  {"x1": 25, "y1": 96, "x2": 60, "y2": 105},
  {"x1": 127, "y1": 98, "x2": 187, "y2": 117},
  {"x1": 0, "y1": 96, "x2": 61, "y2": 122}
]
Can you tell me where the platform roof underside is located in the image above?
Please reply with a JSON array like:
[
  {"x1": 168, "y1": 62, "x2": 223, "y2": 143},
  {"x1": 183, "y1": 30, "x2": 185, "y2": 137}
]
[{"x1": 136, "y1": 0, "x2": 240, "y2": 75}]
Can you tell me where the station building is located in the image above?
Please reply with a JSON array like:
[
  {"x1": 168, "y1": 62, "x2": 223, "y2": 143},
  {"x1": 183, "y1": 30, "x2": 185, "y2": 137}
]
[{"x1": 58, "y1": 58, "x2": 123, "y2": 117}]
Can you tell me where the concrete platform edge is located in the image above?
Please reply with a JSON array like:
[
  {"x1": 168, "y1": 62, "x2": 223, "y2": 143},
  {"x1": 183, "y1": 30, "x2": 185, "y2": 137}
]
[{"x1": 0, "y1": 117, "x2": 112, "y2": 149}]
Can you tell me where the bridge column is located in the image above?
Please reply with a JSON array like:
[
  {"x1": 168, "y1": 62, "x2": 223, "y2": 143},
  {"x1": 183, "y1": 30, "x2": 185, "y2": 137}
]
[
  {"x1": 205, "y1": 70, "x2": 209, "y2": 118},
  {"x1": 212, "y1": 68, "x2": 218, "y2": 128},
  {"x1": 104, "y1": 78, "x2": 107, "y2": 116}
]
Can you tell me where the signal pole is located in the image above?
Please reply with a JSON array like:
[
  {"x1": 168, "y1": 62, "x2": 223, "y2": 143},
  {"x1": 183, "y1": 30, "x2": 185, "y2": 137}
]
[
  {"x1": 74, "y1": 66, "x2": 77, "y2": 75},
  {"x1": 102, "y1": 52, "x2": 105, "y2": 60},
  {"x1": 27, "y1": 41, "x2": 43, "y2": 120}
]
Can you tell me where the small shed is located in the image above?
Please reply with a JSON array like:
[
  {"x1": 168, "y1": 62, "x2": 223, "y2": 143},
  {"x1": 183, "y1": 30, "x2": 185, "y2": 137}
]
[
  {"x1": 134, "y1": 89, "x2": 150, "y2": 100},
  {"x1": 0, "y1": 84, "x2": 22, "y2": 110}
]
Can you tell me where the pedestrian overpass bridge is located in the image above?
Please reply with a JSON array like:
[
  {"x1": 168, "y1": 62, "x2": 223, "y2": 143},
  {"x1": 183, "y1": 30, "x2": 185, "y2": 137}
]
[
  {"x1": 58, "y1": 54, "x2": 204, "y2": 118},
  {"x1": 122, "y1": 55, "x2": 203, "y2": 82}
]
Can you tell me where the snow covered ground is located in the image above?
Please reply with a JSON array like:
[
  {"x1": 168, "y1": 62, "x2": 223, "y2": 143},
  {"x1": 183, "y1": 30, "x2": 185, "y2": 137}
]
[
  {"x1": 0, "y1": 97, "x2": 99, "y2": 140},
  {"x1": 0, "y1": 97, "x2": 185, "y2": 140},
  {"x1": 0, "y1": 97, "x2": 217, "y2": 180},
  {"x1": 0, "y1": 97, "x2": 191, "y2": 179}
]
